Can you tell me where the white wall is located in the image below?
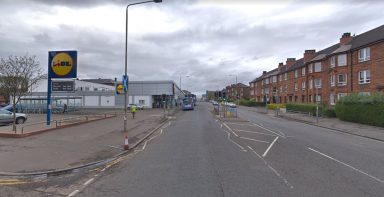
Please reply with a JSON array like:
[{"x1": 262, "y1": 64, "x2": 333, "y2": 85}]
[
  {"x1": 101, "y1": 96, "x2": 115, "y2": 106},
  {"x1": 84, "y1": 96, "x2": 99, "y2": 106}
]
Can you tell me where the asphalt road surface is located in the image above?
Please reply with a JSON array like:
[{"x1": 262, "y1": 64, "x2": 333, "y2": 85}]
[{"x1": 76, "y1": 102, "x2": 383, "y2": 197}]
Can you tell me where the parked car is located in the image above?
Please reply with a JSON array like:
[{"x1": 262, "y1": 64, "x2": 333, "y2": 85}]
[
  {"x1": 0, "y1": 104, "x2": 23, "y2": 113},
  {"x1": 0, "y1": 109, "x2": 27, "y2": 125},
  {"x1": 127, "y1": 104, "x2": 144, "y2": 110}
]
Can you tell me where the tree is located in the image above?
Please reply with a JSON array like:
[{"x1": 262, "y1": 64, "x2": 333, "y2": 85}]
[{"x1": 0, "y1": 55, "x2": 46, "y2": 132}]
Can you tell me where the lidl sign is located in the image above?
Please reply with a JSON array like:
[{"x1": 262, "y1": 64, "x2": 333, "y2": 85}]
[{"x1": 48, "y1": 51, "x2": 77, "y2": 78}]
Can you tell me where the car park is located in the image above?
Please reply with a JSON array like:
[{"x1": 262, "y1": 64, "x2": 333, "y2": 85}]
[{"x1": 0, "y1": 109, "x2": 27, "y2": 125}]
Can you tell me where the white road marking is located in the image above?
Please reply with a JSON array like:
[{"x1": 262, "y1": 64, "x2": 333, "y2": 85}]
[
  {"x1": 221, "y1": 127, "x2": 244, "y2": 150},
  {"x1": 83, "y1": 178, "x2": 94, "y2": 186},
  {"x1": 263, "y1": 136, "x2": 279, "y2": 157},
  {"x1": 307, "y1": 147, "x2": 384, "y2": 184},
  {"x1": 252, "y1": 123, "x2": 286, "y2": 138},
  {"x1": 67, "y1": 190, "x2": 80, "y2": 197},
  {"x1": 220, "y1": 124, "x2": 223, "y2": 128},
  {"x1": 142, "y1": 140, "x2": 148, "y2": 150},
  {"x1": 160, "y1": 129, "x2": 163, "y2": 134},
  {"x1": 223, "y1": 123, "x2": 239, "y2": 137},
  {"x1": 234, "y1": 129, "x2": 276, "y2": 136},
  {"x1": 226, "y1": 122, "x2": 254, "y2": 126},
  {"x1": 108, "y1": 145, "x2": 123, "y2": 150},
  {"x1": 247, "y1": 146, "x2": 294, "y2": 189},
  {"x1": 239, "y1": 136, "x2": 269, "y2": 144}
]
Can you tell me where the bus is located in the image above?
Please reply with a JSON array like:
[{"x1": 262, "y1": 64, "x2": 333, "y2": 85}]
[{"x1": 182, "y1": 97, "x2": 194, "y2": 110}]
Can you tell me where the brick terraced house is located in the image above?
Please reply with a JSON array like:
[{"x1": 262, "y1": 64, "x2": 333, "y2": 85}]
[
  {"x1": 225, "y1": 83, "x2": 250, "y2": 101},
  {"x1": 249, "y1": 25, "x2": 384, "y2": 106}
]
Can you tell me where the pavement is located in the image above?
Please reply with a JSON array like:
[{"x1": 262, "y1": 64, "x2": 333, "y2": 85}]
[
  {"x1": 0, "y1": 108, "x2": 176, "y2": 173},
  {"x1": 239, "y1": 105, "x2": 384, "y2": 142}
]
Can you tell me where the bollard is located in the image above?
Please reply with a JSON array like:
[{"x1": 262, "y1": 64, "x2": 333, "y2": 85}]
[{"x1": 124, "y1": 134, "x2": 129, "y2": 150}]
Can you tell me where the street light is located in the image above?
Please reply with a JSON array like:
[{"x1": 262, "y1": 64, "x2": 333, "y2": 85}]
[{"x1": 124, "y1": 0, "x2": 162, "y2": 134}]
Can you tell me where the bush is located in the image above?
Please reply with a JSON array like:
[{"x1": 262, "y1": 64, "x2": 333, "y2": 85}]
[
  {"x1": 286, "y1": 103, "x2": 321, "y2": 116},
  {"x1": 267, "y1": 103, "x2": 286, "y2": 110},
  {"x1": 335, "y1": 93, "x2": 384, "y2": 127},
  {"x1": 322, "y1": 107, "x2": 336, "y2": 117}
]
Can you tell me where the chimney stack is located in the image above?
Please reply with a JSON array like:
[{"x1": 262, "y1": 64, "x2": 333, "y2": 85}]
[
  {"x1": 286, "y1": 58, "x2": 296, "y2": 67},
  {"x1": 304, "y1": 50, "x2": 316, "y2": 63},
  {"x1": 262, "y1": 71, "x2": 267, "y2": 75},
  {"x1": 340, "y1": 32, "x2": 352, "y2": 45}
]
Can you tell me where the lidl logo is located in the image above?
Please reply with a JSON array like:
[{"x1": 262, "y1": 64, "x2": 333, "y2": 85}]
[
  {"x1": 116, "y1": 84, "x2": 124, "y2": 94},
  {"x1": 48, "y1": 51, "x2": 77, "y2": 78}
]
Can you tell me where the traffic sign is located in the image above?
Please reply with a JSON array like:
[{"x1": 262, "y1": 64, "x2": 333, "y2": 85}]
[{"x1": 122, "y1": 75, "x2": 129, "y2": 92}]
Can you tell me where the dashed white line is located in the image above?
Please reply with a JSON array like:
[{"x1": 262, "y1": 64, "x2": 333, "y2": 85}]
[
  {"x1": 226, "y1": 122, "x2": 254, "y2": 126},
  {"x1": 142, "y1": 140, "x2": 148, "y2": 150},
  {"x1": 234, "y1": 129, "x2": 276, "y2": 137},
  {"x1": 252, "y1": 123, "x2": 286, "y2": 138},
  {"x1": 239, "y1": 136, "x2": 270, "y2": 144},
  {"x1": 67, "y1": 190, "x2": 80, "y2": 197},
  {"x1": 223, "y1": 123, "x2": 239, "y2": 137},
  {"x1": 83, "y1": 178, "x2": 94, "y2": 186},
  {"x1": 307, "y1": 147, "x2": 384, "y2": 184},
  {"x1": 247, "y1": 145, "x2": 293, "y2": 189},
  {"x1": 262, "y1": 136, "x2": 279, "y2": 157}
]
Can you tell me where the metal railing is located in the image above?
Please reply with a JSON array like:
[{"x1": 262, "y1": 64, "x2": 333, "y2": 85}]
[{"x1": 20, "y1": 112, "x2": 117, "y2": 134}]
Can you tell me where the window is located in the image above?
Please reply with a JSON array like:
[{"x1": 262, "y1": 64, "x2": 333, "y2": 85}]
[
  {"x1": 330, "y1": 93, "x2": 336, "y2": 105},
  {"x1": 316, "y1": 95, "x2": 322, "y2": 102},
  {"x1": 314, "y1": 78, "x2": 322, "y2": 88},
  {"x1": 85, "y1": 86, "x2": 90, "y2": 91},
  {"x1": 359, "y1": 92, "x2": 371, "y2": 96},
  {"x1": 279, "y1": 75, "x2": 282, "y2": 82},
  {"x1": 301, "y1": 81, "x2": 306, "y2": 90},
  {"x1": 358, "y1": 47, "x2": 370, "y2": 62},
  {"x1": 294, "y1": 83, "x2": 298, "y2": 91},
  {"x1": 338, "y1": 74, "x2": 347, "y2": 86},
  {"x1": 139, "y1": 100, "x2": 145, "y2": 105},
  {"x1": 314, "y1": 62, "x2": 322, "y2": 72},
  {"x1": 280, "y1": 86, "x2": 283, "y2": 93},
  {"x1": 285, "y1": 85, "x2": 288, "y2": 93},
  {"x1": 309, "y1": 79, "x2": 313, "y2": 89},
  {"x1": 284, "y1": 73, "x2": 287, "y2": 80},
  {"x1": 265, "y1": 78, "x2": 269, "y2": 84},
  {"x1": 302, "y1": 67, "x2": 306, "y2": 76},
  {"x1": 338, "y1": 54, "x2": 347, "y2": 66},
  {"x1": 330, "y1": 56, "x2": 336, "y2": 68},
  {"x1": 265, "y1": 88, "x2": 269, "y2": 94},
  {"x1": 338, "y1": 93, "x2": 347, "y2": 100},
  {"x1": 359, "y1": 70, "x2": 371, "y2": 84},
  {"x1": 309, "y1": 63, "x2": 313, "y2": 73},
  {"x1": 294, "y1": 70, "x2": 298, "y2": 78},
  {"x1": 272, "y1": 76, "x2": 277, "y2": 83},
  {"x1": 330, "y1": 75, "x2": 335, "y2": 87}
]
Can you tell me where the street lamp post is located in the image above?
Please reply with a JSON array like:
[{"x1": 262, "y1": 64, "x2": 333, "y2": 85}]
[
  {"x1": 124, "y1": 0, "x2": 162, "y2": 134},
  {"x1": 179, "y1": 75, "x2": 189, "y2": 92}
]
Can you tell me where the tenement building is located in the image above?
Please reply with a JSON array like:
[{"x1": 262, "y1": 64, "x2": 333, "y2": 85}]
[{"x1": 249, "y1": 25, "x2": 384, "y2": 106}]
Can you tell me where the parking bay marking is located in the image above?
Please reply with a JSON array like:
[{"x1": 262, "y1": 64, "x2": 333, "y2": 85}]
[
  {"x1": 239, "y1": 136, "x2": 269, "y2": 144},
  {"x1": 307, "y1": 147, "x2": 384, "y2": 184},
  {"x1": 234, "y1": 129, "x2": 277, "y2": 137}
]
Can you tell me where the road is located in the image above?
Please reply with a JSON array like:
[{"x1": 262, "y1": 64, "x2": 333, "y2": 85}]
[{"x1": 75, "y1": 102, "x2": 384, "y2": 197}]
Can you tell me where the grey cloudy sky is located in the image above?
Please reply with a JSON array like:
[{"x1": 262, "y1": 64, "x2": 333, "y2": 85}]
[{"x1": 0, "y1": 0, "x2": 383, "y2": 96}]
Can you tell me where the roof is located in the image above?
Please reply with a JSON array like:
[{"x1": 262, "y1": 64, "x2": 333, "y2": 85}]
[{"x1": 351, "y1": 24, "x2": 384, "y2": 49}]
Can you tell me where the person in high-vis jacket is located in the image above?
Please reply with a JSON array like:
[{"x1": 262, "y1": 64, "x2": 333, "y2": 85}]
[{"x1": 131, "y1": 105, "x2": 137, "y2": 119}]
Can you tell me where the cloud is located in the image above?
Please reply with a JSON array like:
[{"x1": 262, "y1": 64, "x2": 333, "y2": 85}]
[{"x1": 0, "y1": 0, "x2": 383, "y2": 96}]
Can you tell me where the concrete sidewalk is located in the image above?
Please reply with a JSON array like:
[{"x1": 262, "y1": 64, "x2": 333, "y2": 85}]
[
  {"x1": 0, "y1": 108, "x2": 177, "y2": 173},
  {"x1": 238, "y1": 105, "x2": 384, "y2": 142}
]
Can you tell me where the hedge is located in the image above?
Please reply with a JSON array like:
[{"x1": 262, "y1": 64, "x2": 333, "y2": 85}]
[
  {"x1": 286, "y1": 103, "x2": 321, "y2": 116},
  {"x1": 335, "y1": 93, "x2": 384, "y2": 127},
  {"x1": 267, "y1": 104, "x2": 286, "y2": 110}
]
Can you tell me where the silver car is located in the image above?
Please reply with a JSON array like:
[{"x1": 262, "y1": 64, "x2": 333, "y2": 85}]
[{"x1": 0, "y1": 109, "x2": 27, "y2": 125}]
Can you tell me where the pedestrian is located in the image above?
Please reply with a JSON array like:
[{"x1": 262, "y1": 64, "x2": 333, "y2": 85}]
[
  {"x1": 131, "y1": 104, "x2": 137, "y2": 119},
  {"x1": 63, "y1": 103, "x2": 68, "y2": 114}
]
